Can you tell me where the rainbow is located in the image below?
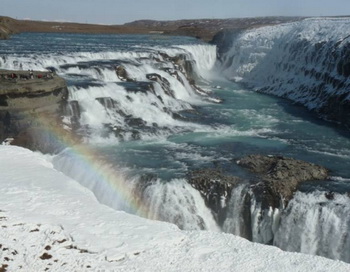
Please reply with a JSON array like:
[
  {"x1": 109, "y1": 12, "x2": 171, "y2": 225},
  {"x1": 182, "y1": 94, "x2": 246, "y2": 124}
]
[{"x1": 17, "y1": 110, "x2": 151, "y2": 218}]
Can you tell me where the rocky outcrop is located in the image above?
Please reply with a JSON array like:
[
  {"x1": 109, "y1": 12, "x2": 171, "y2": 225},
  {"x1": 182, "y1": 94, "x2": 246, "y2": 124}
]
[
  {"x1": 0, "y1": 70, "x2": 70, "y2": 153},
  {"x1": 187, "y1": 155, "x2": 329, "y2": 229},
  {"x1": 146, "y1": 73, "x2": 174, "y2": 97},
  {"x1": 115, "y1": 65, "x2": 135, "y2": 82},
  {"x1": 187, "y1": 169, "x2": 240, "y2": 224},
  {"x1": 237, "y1": 155, "x2": 328, "y2": 208}
]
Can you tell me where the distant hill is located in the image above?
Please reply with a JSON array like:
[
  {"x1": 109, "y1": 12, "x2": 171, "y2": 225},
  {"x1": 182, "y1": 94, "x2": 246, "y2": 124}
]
[
  {"x1": 0, "y1": 16, "x2": 18, "y2": 39},
  {"x1": 0, "y1": 16, "x2": 152, "y2": 39},
  {"x1": 0, "y1": 16, "x2": 304, "y2": 41},
  {"x1": 124, "y1": 17, "x2": 304, "y2": 41}
]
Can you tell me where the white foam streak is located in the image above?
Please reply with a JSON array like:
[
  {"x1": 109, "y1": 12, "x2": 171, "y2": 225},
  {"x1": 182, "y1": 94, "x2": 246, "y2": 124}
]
[
  {"x1": 274, "y1": 191, "x2": 350, "y2": 262},
  {"x1": 222, "y1": 184, "x2": 249, "y2": 236},
  {"x1": 138, "y1": 179, "x2": 220, "y2": 231}
]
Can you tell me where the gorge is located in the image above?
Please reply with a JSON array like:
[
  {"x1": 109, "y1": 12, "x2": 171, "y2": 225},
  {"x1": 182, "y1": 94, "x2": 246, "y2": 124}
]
[{"x1": 1, "y1": 17, "x2": 350, "y2": 266}]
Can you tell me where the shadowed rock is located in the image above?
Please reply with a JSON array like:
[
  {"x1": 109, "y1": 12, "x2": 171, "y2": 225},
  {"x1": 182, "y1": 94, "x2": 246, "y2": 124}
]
[
  {"x1": 187, "y1": 169, "x2": 240, "y2": 224},
  {"x1": 237, "y1": 154, "x2": 328, "y2": 208},
  {"x1": 0, "y1": 69, "x2": 71, "y2": 153},
  {"x1": 115, "y1": 65, "x2": 135, "y2": 82}
]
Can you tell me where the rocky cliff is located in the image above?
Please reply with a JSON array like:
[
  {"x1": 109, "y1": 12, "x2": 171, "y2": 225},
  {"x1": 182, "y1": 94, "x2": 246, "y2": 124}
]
[
  {"x1": 0, "y1": 70, "x2": 69, "y2": 153},
  {"x1": 188, "y1": 155, "x2": 329, "y2": 228}
]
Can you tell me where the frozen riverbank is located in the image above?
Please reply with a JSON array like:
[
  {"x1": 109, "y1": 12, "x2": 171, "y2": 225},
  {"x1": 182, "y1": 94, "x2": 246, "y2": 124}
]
[{"x1": 0, "y1": 145, "x2": 349, "y2": 271}]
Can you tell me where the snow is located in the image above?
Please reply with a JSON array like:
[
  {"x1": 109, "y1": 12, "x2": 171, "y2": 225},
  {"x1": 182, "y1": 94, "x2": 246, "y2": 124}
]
[
  {"x1": 1, "y1": 145, "x2": 349, "y2": 271},
  {"x1": 219, "y1": 18, "x2": 350, "y2": 115}
]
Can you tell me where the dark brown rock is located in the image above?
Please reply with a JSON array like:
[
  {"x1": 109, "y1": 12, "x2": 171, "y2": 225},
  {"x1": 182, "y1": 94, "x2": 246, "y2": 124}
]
[
  {"x1": 115, "y1": 65, "x2": 134, "y2": 82},
  {"x1": 237, "y1": 154, "x2": 328, "y2": 208},
  {"x1": 0, "y1": 70, "x2": 73, "y2": 153},
  {"x1": 187, "y1": 169, "x2": 240, "y2": 224}
]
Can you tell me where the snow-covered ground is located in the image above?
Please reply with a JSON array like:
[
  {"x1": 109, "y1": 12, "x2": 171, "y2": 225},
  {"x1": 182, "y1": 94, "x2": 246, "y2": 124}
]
[{"x1": 1, "y1": 145, "x2": 349, "y2": 271}]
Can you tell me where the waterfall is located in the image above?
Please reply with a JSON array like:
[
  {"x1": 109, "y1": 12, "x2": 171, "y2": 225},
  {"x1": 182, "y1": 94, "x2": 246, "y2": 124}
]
[
  {"x1": 0, "y1": 43, "x2": 218, "y2": 141},
  {"x1": 217, "y1": 18, "x2": 350, "y2": 127},
  {"x1": 221, "y1": 185, "x2": 350, "y2": 262},
  {"x1": 52, "y1": 148, "x2": 219, "y2": 232},
  {"x1": 274, "y1": 191, "x2": 350, "y2": 262},
  {"x1": 222, "y1": 184, "x2": 281, "y2": 244},
  {"x1": 222, "y1": 184, "x2": 250, "y2": 237},
  {"x1": 135, "y1": 178, "x2": 219, "y2": 231}
]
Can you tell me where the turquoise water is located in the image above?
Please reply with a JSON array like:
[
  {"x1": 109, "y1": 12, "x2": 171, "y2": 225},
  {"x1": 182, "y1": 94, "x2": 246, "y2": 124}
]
[
  {"x1": 97, "y1": 78, "x2": 350, "y2": 192},
  {"x1": 1, "y1": 33, "x2": 350, "y2": 192}
]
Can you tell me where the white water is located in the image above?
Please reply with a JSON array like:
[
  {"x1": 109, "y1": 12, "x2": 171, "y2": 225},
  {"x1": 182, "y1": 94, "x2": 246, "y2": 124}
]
[
  {"x1": 274, "y1": 191, "x2": 350, "y2": 262},
  {"x1": 222, "y1": 184, "x2": 249, "y2": 236},
  {"x1": 52, "y1": 148, "x2": 219, "y2": 231},
  {"x1": 223, "y1": 184, "x2": 281, "y2": 244},
  {"x1": 250, "y1": 198, "x2": 281, "y2": 245},
  {"x1": 136, "y1": 178, "x2": 219, "y2": 231},
  {"x1": 222, "y1": 185, "x2": 350, "y2": 262},
  {"x1": 0, "y1": 44, "x2": 218, "y2": 141},
  {"x1": 2, "y1": 31, "x2": 350, "y2": 263},
  {"x1": 219, "y1": 18, "x2": 350, "y2": 114},
  {"x1": 52, "y1": 148, "x2": 350, "y2": 263},
  {"x1": 50, "y1": 147, "x2": 350, "y2": 263}
]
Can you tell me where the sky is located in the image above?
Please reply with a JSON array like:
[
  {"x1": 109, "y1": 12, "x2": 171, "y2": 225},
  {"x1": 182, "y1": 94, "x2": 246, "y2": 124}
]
[{"x1": 1, "y1": 0, "x2": 350, "y2": 24}]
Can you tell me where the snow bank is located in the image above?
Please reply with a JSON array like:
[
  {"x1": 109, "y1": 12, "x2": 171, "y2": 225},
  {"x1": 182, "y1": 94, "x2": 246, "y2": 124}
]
[{"x1": 0, "y1": 145, "x2": 349, "y2": 271}]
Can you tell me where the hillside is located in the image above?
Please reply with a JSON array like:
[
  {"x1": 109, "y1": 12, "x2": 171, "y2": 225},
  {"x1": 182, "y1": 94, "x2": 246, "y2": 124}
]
[
  {"x1": 0, "y1": 16, "x2": 18, "y2": 39},
  {"x1": 0, "y1": 16, "x2": 304, "y2": 41}
]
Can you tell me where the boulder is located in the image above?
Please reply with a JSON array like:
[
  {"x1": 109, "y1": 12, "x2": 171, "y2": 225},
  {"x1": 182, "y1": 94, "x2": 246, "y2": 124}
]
[
  {"x1": 187, "y1": 169, "x2": 240, "y2": 224},
  {"x1": 115, "y1": 65, "x2": 135, "y2": 82},
  {"x1": 237, "y1": 155, "x2": 328, "y2": 208}
]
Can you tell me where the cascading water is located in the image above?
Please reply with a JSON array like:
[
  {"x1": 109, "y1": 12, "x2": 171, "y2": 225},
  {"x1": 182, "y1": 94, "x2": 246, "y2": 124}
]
[
  {"x1": 52, "y1": 148, "x2": 219, "y2": 231},
  {"x1": 222, "y1": 184, "x2": 250, "y2": 237},
  {"x1": 1, "y1": 29, "x2": 350, "y2": 263},
  {"x1": 218, "y1": 18, "x2": 350, "y2": 127},
  {"x1": 274, "y1": 191, "x2": 350, "y2": 262}
]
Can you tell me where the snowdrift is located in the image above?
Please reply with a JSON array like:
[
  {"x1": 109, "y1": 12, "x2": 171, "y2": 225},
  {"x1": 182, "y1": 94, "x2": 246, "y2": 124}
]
[{"x1": 0, "y1": 145, "x2": 349, "y2": 271}]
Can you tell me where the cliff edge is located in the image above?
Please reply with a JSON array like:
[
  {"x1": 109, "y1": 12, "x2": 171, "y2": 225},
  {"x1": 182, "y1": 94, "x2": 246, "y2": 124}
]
[{"x1": 0, "y1": 70, "x2": 69, "y2": 152}]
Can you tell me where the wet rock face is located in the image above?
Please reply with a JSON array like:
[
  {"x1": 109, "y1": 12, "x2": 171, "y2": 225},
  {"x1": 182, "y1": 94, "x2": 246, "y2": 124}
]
[
  {"x1": 146, "y1": 73, "x2": 174, "y2": 97},
  {"x1": 115, "y1": 65, "x2": 135, "y2": 82},
  {"x1": 237, "y1": 155, "x2": 329, "y2": 208},
  {"x1": 187, "y1": 155, "x2": 329, "y2": 227},
  {"x1": 187, "y1": 169, "x2": 240, "y2": 225},
  {"x1": 0, "y1": 70, "x2": 69, "y2": 153}
]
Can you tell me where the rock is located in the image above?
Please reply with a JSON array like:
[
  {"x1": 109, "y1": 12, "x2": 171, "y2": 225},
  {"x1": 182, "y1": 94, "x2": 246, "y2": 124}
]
[
  {"x1": 0, "y1": 70, "x2": 70, "y2": 153},
  {"x1": 187, "y1": 169, "x2": 240, "y2": 225},
  {"x1": 170, "y1": 54, "x2": 196, "y2": 81},
  {"x1": 115, "y1": 65, "x2": 134, "y2": 82},
  {"x1": 237, "y1": 154, "x2": 328, "y2": 208},
  {"x1": 146, "y1": 73, "x2": 174, "y2": 97}
]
